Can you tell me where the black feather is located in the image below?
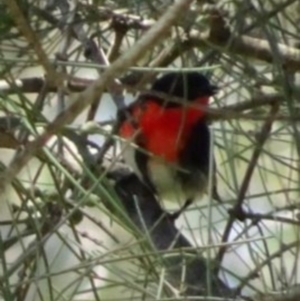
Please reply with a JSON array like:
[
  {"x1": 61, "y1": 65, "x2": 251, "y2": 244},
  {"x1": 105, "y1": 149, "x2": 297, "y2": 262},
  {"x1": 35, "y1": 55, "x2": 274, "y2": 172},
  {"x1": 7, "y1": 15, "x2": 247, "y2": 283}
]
[
  {"x1": 178, "y1": 119, "x2": 210, "y2": 191},
  {"x1": 151, "y1": 72, "x2": 217, "y2": 102}
]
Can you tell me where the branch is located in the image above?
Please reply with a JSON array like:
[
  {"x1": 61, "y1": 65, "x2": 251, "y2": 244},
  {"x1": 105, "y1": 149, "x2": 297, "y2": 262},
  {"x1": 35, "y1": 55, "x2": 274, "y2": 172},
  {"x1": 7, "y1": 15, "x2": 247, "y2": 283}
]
[
  {"x1": 1, "y1": 117, "x2": 299, "y2": 300},
  {"x1": 68, "y1": 130, "x2": 300, "y2": 301},
  {"x1": 109, "y1": 172, "x2": 232, "y2": 297},
  {"x1": 0, "y1": 77, "x2": 96, "y2": 94},
  {"x1": 0, "y1": 0, "x2": 194, "y2": 192},
  {"x1": 63, "y1": 129, "x2": 232, "y2": 296},
  {"x1": 254, "y1": 285, "x2": 300, "y2": 301},
  {"x1": 1, "y1": 77, "x2": 297, "y2": 123},
  {"x1": 48, "y1": 0, "x2": 127, "y2": 119},
  {"x1": 77, "y1": 3, "x2": 155, "y2": 31},
  {"x1": 216, "y1": 102, "x2": 280, "y2": 265},
  {"x1": 189, "y1": 30, "x2": 300, "y2": 72},
  {"x1": 4, "y1": 0, "x2": 65, "y2": 86},
  {"x1": 32, "y1": 2, "x2": 300, "y2": 72},
  {"x1": 108, "y1": 15, "x2": 132, "y2": 62}
]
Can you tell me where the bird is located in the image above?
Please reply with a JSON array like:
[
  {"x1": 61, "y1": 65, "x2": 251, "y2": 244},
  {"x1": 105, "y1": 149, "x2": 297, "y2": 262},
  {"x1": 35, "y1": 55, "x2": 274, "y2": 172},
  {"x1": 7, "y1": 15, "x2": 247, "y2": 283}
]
[{"x1": 118, "y1": 71, "x2": 219, "y2": 219}]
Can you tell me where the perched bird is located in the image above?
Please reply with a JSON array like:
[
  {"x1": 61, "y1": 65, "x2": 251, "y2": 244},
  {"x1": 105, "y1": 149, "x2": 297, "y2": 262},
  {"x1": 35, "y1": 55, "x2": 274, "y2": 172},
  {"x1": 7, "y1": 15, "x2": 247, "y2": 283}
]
[{"x1": 118, "y1": 72, "x2": 218, "y2": 218}]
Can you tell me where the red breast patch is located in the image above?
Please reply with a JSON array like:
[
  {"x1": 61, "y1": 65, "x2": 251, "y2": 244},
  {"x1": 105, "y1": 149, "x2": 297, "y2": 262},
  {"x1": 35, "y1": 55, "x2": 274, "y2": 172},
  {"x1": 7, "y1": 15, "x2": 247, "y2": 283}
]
[{"x1": 119, "y1": 98, "x2": 208, "y2": 162}]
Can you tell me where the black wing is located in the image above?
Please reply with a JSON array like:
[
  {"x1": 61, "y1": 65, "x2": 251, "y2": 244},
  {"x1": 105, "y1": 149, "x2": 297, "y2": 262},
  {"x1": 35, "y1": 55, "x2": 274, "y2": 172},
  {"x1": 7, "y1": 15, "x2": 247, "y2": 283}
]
[
  {"x1": 179, "y1": 120, "x2": 210, "y2": 176},
  {"x1": 179, "y1": 120, "x2": 221, "y2": 201}
]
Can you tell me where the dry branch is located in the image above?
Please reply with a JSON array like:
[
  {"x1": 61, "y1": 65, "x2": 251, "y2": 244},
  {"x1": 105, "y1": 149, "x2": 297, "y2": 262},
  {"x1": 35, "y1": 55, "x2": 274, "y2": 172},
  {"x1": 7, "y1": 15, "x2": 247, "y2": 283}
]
[
  {"x1": 216, "y1": 102, "x2": 280, "y2": 265},
  {"x1": 4, "y1": 0, "x2": 65, "y2": 86},
  {"x1": 0, "y1": 0, "x2": 194, "y2": 190}
]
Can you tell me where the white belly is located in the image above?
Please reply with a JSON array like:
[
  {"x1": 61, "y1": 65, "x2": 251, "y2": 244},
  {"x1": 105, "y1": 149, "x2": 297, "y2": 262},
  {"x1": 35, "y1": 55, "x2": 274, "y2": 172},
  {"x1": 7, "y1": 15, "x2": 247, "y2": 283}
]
[
  {"x1": 148, "y1": 158, "x2": 207, "y2": 206},
  {"x1": 120, "y1": 142, "x2": 208, "y2": 206}
]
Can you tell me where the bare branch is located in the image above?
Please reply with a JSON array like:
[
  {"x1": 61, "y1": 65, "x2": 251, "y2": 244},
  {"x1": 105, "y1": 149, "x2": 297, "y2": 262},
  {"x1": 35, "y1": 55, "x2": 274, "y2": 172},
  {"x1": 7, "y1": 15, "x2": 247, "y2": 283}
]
[
  {"x1": 4, "y1": 0, "x2": 65, "y2": 86},
  {"x1": 0, "y1": 0, "x2": 194, "y2": 192},
  {"x1": 216, "y1": 102, "x2": 280, "y2": 265},
  {"x1": 189, "y1": 30, "x2": 300, "y2": 71}
]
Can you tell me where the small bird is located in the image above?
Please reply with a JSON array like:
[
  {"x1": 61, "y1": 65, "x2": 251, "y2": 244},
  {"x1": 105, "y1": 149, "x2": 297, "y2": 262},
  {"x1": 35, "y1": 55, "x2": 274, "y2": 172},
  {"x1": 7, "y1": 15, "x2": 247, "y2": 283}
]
[{"x1": 118, "y1": 72, "x2": 218, "y2": 219}]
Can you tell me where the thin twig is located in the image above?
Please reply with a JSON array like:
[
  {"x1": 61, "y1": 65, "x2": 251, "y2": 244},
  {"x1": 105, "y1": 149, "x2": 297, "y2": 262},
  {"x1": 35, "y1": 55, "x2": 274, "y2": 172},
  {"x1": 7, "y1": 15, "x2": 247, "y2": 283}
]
[
  {"x1": 0, "y1": 0, "x2": 194, "y2": 192},
  {"x1": 216, "y1": 102, "x2": 280, "y2": 266},
  {"x1": 108, "y1": 15, "x2": 130, "y2": 62},
  {"x1": 4, "y1": 0, "x2": 65, "y2": 86}
]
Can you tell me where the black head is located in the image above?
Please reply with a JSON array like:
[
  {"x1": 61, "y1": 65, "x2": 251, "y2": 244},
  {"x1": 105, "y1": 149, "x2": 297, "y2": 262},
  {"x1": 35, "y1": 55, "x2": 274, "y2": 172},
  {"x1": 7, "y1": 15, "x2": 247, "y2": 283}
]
[{"x1": 151, "y1": 72, "x2": 217, "y2": 101}]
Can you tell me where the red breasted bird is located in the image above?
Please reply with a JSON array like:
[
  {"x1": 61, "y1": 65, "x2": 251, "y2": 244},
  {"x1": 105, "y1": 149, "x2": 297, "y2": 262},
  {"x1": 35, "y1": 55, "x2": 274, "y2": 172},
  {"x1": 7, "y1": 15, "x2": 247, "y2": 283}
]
[{"x1": 118, "y1": 72, "x2": 219, "y2": 218}]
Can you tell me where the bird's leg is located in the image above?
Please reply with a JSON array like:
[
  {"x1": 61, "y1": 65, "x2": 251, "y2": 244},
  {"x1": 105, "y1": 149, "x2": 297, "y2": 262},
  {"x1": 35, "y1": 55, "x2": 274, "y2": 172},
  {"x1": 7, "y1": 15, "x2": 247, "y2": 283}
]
[{"x1": 168, "y1": 198, "x2": 193, "y2": 220}]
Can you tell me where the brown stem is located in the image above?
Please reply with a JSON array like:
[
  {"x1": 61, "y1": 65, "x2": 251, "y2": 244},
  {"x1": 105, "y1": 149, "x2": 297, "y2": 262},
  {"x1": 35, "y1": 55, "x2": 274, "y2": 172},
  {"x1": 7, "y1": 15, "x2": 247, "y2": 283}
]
[{"x1": 216, "y1": 102, "x2": 280, "y2": 266}]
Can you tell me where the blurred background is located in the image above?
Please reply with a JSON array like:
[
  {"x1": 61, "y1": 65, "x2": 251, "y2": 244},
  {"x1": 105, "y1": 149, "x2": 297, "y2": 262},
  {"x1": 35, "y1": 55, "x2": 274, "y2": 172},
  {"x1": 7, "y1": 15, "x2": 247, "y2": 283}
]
[{"x1": 1, "y1": 0, "x2": 300, "y2": 300}]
